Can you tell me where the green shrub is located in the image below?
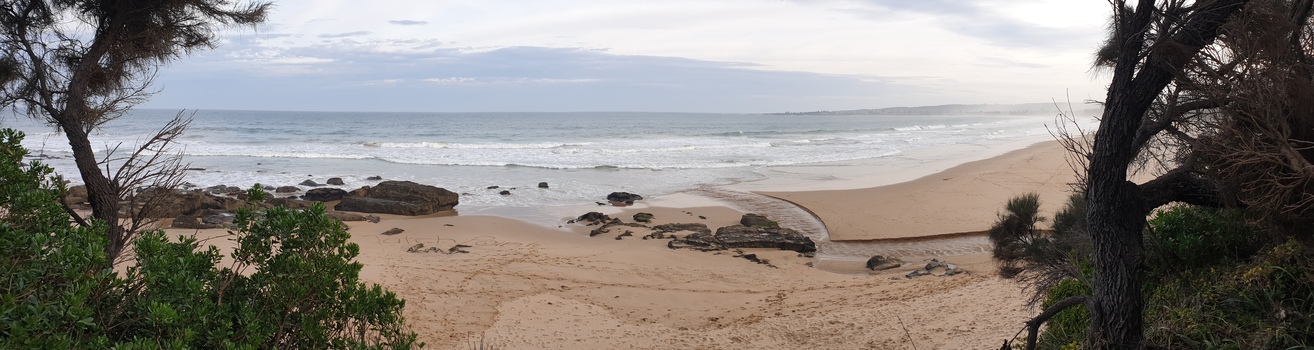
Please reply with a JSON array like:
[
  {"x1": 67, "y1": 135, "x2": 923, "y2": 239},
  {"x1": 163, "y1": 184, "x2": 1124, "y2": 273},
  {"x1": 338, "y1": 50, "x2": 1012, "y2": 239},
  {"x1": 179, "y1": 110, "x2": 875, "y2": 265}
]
[
  {"x1": 0, "y1": 128, "x2": 419, "y2": 349},
  {"x1": 1145, "y1": 241, "x2": 1314, "y2": 349},
  {"x1": 989, "y1": 192, "x2": 1044, "y2": 278},
  {"x1": 1144, "y1": 205, "x2": 1264, "y2": 273},
  {"x1": 0, "y1": 129, "x2": 115, "y2": 348},
  {"x1": 1035, "y1": 279, "x2": 1091, "y2": 350}
]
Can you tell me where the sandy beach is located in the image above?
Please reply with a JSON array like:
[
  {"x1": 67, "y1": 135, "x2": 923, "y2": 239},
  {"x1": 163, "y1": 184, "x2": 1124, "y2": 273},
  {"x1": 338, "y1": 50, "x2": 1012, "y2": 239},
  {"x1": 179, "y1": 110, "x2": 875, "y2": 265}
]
[{"x1": 168, "y1": 140, "x2": 1077, "y2": 349}]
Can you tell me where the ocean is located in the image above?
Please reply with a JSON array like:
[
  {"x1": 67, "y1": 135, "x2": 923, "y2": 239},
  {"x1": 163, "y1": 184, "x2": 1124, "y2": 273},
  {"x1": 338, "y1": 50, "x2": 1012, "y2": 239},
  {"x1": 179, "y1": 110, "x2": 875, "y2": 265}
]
[{"x1": 2, "y1": 109, "x2": 1062, "y2": 212}]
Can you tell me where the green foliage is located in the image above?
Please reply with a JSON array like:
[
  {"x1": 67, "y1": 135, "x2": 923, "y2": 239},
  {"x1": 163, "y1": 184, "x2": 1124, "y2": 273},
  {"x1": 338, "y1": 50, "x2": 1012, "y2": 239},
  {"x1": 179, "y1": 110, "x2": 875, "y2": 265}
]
[
  {"x1": 1144, "y1": 205, "x2": 1264, "y2": 272},
  {"x1": 989, "y1": 193, "x2": 1044, "y2": 278},
  {"x1": 1035, "y1": 279, "x2": 1091, "y2": 350},
  {"x1": 1051, "y1": 194, "x2": 1086, "y2": 238},
  {"x1": 1145, "y1": 241, "x2": 1314, "y2": 349},
  {"x1": 111, "y1": 190, "x2": 420, "y2": 349},
  {"x1": 0, "y1": 128, "x2": 419, "y2": 348},
  {"x1": 0, "y1": 129, "x2": 114, "y2": 348}
]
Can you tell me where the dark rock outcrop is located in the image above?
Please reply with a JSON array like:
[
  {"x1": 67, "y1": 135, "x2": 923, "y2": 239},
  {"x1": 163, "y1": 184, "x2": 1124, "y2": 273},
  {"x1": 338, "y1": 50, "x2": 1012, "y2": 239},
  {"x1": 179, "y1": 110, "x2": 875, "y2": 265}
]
[
  {"x1": 63, "y1": 185, "x2": 88, "y2": 204},
  {"x1": 266, "y1": 197, "x2": 314, "y2": 209},
  {"x1": 651, "y1": 223, "x2": 711, "y2": 235},
  {"x1": 327, "y1": 177, "x2": 345, "y2": 185},
  {"x1": 171, "y1": 209, "x2": 235, "y2": 229},
  {"x1": 303, "y1": 187, "x2": 349, "y2": 202},
  {"x1": 205, "y1": 185, "x2": 243, "y2": 196},
  {"x1": 499, "y1": 190, "x2": 512, "y2": 196},
  {"x1": 633, "y1": 212, "x2": 654, "y2": 223},
  {"x1": 334, "y1": 181, "x2": 459, "y2": 215},
  {"x1": 382, "y1": 228, "x2": 404, "y2": 236},
  {"x1": 133, "y1": 188, "x2": 242, "y2": 218},
  {"x1": 538, "y1": 182, "x2": 549, "y2": 188},
  {"x1": 366, "y1": 176, "x2": 383, "y2": 181},
  {"x1": 275, "y1": 186, "x2": 301, "y2": 193},
  {"x1": 865, "y1": 255, "x2": 902, "y2": 271},
  {"x1": 326, "y1": 211, "x2": 367, "y2": 222},
  {"x1": 740, "y1": 213, "x2": 779, "y2": 228},
  {"x1": 299, "y1": 179, "x2": 322, "y2": 187},
  {"x1": 668, "y1": 225, "x2": 816, "y2": 253},
  {"x1": 606, "y1": 192, "x2": 643, "y2": 204}
]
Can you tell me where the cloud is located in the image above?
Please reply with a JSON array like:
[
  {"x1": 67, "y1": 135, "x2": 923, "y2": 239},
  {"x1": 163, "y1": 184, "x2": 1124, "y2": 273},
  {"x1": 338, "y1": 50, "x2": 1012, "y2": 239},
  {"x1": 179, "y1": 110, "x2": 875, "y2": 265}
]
[
  {"x1": 145, "y1": 44, "x2": 930, "y2": 112},
  {"x1": 318, "y1": 31, "x2": 371, "y2": 38},
  {"x1": 388, "y1": 20, "x2": 428, "y2": 26}
]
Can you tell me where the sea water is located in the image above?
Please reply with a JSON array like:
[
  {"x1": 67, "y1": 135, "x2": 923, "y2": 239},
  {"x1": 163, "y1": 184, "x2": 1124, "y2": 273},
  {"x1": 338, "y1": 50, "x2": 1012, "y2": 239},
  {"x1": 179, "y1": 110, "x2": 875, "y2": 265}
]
[{"x1": 2, "y1": 109, "x2": 1062, "y2": 212}]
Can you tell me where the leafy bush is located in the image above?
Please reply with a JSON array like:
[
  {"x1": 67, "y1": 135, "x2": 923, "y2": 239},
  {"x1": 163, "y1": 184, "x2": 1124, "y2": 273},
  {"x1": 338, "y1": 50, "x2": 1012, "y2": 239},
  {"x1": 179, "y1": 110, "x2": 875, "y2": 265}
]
[
  {"x1": 989, "y1": 192, "x2": 1045, "y2": 278},
  {"x1": 0, "y1": 129, "x2": 115, "y2": 348},
  {"x1": 1034, "y1": 278, "x2": 1091, "y2": 350},
  {"x1": 1144, "y1": 205, "x2": 1264, "y2": 272},
  {"x1": 1145, "y1": 241, "x2": 1314, "y2": 349},
  {"x1": 0, "y1": 129, "x2": 419, "y2": 348}
]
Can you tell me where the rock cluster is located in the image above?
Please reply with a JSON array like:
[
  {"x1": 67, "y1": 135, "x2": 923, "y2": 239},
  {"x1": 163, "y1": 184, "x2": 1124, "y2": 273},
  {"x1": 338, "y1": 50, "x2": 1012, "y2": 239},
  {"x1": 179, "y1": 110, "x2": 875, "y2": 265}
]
[
  {"x1": 904, "y1": 259, "x2": 967, "y2": 278},
  {"x1": 333, "y1": 181, "x2": 459, "y2": 215}
]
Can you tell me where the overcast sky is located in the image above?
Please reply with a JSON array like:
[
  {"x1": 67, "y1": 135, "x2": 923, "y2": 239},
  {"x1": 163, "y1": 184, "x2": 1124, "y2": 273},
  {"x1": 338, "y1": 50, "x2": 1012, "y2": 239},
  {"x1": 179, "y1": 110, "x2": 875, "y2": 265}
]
[{"x1": 140, "y1": 0, "x2": 1113, "y2": 113}]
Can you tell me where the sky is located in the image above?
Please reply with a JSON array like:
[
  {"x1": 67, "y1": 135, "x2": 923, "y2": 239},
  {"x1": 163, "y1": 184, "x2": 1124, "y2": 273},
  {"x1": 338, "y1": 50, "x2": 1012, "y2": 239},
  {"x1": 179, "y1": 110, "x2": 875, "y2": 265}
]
[{"x1": 140, "y1": 0, "x2": 1114, "y2": 113}]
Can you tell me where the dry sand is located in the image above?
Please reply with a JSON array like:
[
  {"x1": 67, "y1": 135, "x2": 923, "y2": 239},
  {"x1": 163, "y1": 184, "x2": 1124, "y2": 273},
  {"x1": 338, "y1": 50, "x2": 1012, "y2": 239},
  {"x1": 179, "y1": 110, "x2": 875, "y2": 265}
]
[
  {"x1": 165, "y1": 141, "x2": 1079, "y2": 349},
  {"x1": 764, "y1": 141, "x2": 1077, "y2": 241}
]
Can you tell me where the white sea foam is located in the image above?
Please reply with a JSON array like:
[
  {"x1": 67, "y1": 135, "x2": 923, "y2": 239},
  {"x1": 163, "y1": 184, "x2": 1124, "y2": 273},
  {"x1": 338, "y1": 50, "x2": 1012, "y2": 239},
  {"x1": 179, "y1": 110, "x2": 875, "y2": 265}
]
[{"x1": 3, "y1": 110, "x2": 1078, "y2": 208}]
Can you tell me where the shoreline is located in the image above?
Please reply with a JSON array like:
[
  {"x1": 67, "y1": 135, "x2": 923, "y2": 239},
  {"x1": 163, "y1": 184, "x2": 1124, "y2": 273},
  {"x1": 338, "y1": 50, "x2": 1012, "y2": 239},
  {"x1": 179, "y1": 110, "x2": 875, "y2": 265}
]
[{"x1": 157, "y1": 137, "x2": 1076, "y2": 349}]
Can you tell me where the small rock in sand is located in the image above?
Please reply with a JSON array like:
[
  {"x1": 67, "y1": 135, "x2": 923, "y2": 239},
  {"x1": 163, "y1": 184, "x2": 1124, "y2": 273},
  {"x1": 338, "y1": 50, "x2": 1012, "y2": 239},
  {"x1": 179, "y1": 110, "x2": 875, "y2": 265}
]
[{"x1": 382, "y1": 227, "x2": 404, "y2": 236}]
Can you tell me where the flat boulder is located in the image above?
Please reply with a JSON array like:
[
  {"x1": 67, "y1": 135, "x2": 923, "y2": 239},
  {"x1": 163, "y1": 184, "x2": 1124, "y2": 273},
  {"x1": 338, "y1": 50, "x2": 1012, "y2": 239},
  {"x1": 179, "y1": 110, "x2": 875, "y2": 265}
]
[
  {"x1": 303, "y1": 187, "x2": 348, "y2": 202},
  {"x1": 133, "y1": 188, "x2": 242, "y2": 218},
  {"x1": 333, "y1": 180, "x2": 459, "y2": 215},
  {"x1": 274, "y1": 186, "x2": 301, "y2": 193},
  {"x1": 669, "y1": 225, "x2": 816, "y2": 253},
  {"x1": 866, "y1": 255, "x2": 902, "y2": 271},
  {"x1": 327, "y1": 177, "x2": 345, "y2": 185},
  {"x1": 740, "y1": 213, "x2": 779, "y2": 228},
  {"x1": 606, "y1": 192, "x2": 644, "y2": 204}
]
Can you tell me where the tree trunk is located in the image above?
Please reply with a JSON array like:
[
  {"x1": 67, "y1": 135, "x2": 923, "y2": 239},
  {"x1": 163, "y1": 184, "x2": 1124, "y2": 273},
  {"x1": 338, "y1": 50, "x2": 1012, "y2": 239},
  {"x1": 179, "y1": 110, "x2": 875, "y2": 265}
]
[
  {"x1": 57, "y1": 119, "x2": 127, "y2": 259},
  {"x1": 1086, "y1": 1, "x2": 1249, "y2": 348}
]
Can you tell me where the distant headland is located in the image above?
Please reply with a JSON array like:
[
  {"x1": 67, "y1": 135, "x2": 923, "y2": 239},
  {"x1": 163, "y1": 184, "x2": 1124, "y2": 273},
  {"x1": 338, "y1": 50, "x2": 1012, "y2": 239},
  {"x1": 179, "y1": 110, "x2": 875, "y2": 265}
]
[{"x1": 767, "y1": 103, "x2": 1103, "y2": 116}]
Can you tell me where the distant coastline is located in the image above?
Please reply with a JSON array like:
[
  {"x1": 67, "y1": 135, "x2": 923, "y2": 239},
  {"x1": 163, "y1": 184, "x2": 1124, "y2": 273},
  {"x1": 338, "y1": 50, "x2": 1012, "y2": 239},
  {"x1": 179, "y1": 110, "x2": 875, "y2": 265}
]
[{"x1": 767, "y1": 102, "x2": 1104, "y2": 116}]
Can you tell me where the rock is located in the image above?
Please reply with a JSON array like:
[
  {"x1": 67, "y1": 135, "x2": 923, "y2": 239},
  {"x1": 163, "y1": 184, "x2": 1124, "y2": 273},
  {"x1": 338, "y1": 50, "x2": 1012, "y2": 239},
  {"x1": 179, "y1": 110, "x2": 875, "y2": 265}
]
[
  {"x1": 381, "y1": 227, "x2": 404, "y2": 236},
  {"x1": 171, "y1": 209, "x2": 234, "y2": 229},
  {"x1": 575, "y1": 212, "x2": 613, "y2": 225},
  {"x1": 205, "y1": 185, "x2": 243, "y2": 196},
  {"x1": 652, "y1": 223, "x2": 711, "y2": 235},
  {"x1": 131, "y1": 188, "x2": 243, "y2": 218},
  {"x1": 713, "y1": 225, "x2": 817, "y2": 252},
  {"x1": 63, "y1": 185, "x2": 88, "y2": 204},
  {"x1": 448, "y1": 244, "x2": 472, "y2": 254},
  {"x1": 364, "y1": 215, "x2": 381, "y2": 223},
  {"x1": 866, "y1": 255, "x2": 903, "y2": 271},
  {"x1": 740, "y1": 213, "x2": 779, "y2": 228},
  {"x1": 906, "y1": 270, "x2": 931, "y2": 278},
  {"x1": 499, "y1": 190, "x2": 512, "y2": 196},
  {"x1": 487, "y1": 185, "x2": 500, "y2": 189},
  {"x1": 633, "y1": 212, "x2": 655, "y2": 223},
  {"x1": 366, "y1": 176, "x2": 383, "y2": 181},
  {"x1": 327, "y1": 177, "x2": 345, "y2": 185},
  {"x1": 303, "y1": 187, "x2": 348, "y2": 202},
  {"x1": 538, "y1": 182, "x2": 549, "y2": 188},
  {"x1": 326, "y1": 211, "x2": 367, "y2": 222},
  {"x1": 299, "y1": 179, "x2": 322, "y2": 187},
  {"x1": 615, "y1": 231, "x2": 634, "y2": 240},
  {"x1": 275, "y1": 186, "x2": 301, "y2": 193},
  {"x1": 606, "y1": 192, "x2": 644, "y2": 204},
  {"x1": 333, "y1": 181, "x2": 459, "y2": 215},
  {"x1": 266, "y1": 197, "x2": 314, "y2": 209}
]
